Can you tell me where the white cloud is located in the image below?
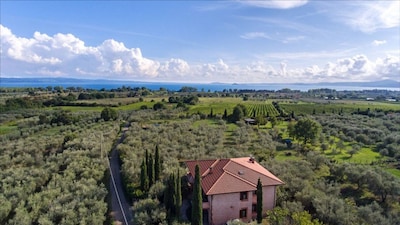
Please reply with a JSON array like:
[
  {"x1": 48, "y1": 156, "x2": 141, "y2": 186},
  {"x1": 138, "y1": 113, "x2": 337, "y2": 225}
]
[
  {"x1": 257, "y1": 48, "x2": 357, "y2": 61},
  {"x1": 322, "y1": 1, "x2": 400, "y2": 33},
  {"x1": 160, "y1": 58, "x2": 190, "y2": 75},
  {"x1": 239, "y1": 0, "x2": 308, "y2": 9},
  {"x1": 375, "y1": 55, "x2": 400, "y2": 80},
  {"x1": 241, "y1": 32, "x2": 305, "y2": 43},
  {"x1": 242, "y1": 16, "x2": 326, "y2": 34},
  {"x1": 240, "y1": 32, "x2": 270, "y2": 39},
  {"x1": 372, "y1": 40, "x2": 387, "y2": 46},
  {"x1": 282, "y1": 35, "x2": 305, "y2": 43},
  {"x1": 280, "y1": 62, "x2": 287, "y2": 76},
  {"x1": 199, "y1": 59, "x2": 230, "y2": 79},
  {"x1": 0, "y1": 25, "x2": 186, "y2": 80},
  {"x1": 1, "y1": 24, "x2": 399, "y2": 83}
]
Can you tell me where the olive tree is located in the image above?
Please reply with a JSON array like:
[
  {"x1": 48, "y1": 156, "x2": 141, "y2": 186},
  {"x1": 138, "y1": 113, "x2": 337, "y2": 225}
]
[
  {"x1": 100, "y1": 107, "x2": 118, "y2": 121},
  {"x1": 291, "y1": 118, "x2": 321, "y2": 145}
]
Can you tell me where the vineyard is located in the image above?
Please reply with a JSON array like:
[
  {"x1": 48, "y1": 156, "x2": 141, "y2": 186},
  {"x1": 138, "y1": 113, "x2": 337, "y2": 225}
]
[{"x1": 246, "y1": 102, "x2": 279, "y2": 117}]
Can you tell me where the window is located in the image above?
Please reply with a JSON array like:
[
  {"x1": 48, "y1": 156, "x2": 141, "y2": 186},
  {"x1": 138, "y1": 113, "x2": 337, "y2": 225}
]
[
  {"x1": 239, "y1": 208, "x2": 247, "y2": 218},
  {"x1": 240, "y1": 191, "x2": 248, "y2": 200},
  {"x1": 252, "y1": 204, "x2": 257, "y2": 212}
]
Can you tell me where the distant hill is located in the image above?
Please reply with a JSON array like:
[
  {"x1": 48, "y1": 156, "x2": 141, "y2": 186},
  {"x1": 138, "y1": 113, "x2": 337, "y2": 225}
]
[{"x1": 313, "y1": 79, "x2": 400, "y2": 88}]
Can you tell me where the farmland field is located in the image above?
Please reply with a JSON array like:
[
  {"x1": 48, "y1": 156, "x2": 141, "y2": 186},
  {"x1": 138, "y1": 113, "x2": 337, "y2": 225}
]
[
  {"x1": 246, "y1": 102, "x2": 279, "y2": 117},
  {"x1": 279, "y1": 100, "x2": 400, "y2": 115},
  {"x1": 188, "y1": 97, "x2": 243, "y2": 115}
]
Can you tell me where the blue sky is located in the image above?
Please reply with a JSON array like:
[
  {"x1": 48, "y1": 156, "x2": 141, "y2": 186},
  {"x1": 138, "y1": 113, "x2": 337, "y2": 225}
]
[{"x1": 1, "y1": 0, "x2": 399, "y2": 83}]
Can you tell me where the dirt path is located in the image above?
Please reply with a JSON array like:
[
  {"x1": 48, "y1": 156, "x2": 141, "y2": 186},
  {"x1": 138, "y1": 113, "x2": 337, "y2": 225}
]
[{"x1": 109, "y1": 129, "x2": 133, "y2": 225}]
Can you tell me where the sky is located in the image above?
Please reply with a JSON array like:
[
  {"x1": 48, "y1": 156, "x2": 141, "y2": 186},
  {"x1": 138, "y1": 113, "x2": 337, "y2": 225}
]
[{"x1": 1, "y1": 0, "x2": 399, "y2": 83}]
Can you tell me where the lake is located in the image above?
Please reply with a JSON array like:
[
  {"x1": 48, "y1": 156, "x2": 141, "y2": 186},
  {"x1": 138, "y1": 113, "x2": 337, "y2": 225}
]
[{"x1": 1, "y1": 78, "x2": 399, "y2": 92}]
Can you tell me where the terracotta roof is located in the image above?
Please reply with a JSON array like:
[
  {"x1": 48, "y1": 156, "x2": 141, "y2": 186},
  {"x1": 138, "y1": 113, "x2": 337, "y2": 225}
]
[{"x1": 185, "y1": 157, "x2": 284, "y2": 195}]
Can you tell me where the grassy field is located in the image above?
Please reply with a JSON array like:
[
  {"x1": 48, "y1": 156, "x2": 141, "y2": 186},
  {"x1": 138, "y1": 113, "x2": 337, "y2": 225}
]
[
  {"x1": 386, "y1": 168, "x2": 400, "y2": 178},
  {"x1": 53, "y1": 106, "x2": 104, "y2": 112},
  {"x1": 189, "y1": 97, "x2": 243, "y2": 115},
  {"x1": 75, "y1": 97, "x2": 138, "y2": 105},
  {"x1": 325, "y1": 146, "x2": 382, "y2": 164},
  {"x1": 117, "y1": 101, "x2": 157, "y2": 111},
  {"x1": 0, "y1": 124, "x2": 17, "y2": 135}
]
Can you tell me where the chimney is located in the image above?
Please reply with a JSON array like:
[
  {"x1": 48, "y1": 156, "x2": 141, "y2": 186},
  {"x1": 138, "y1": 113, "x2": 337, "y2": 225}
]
[
  {"x1": 249, "y1": 156, "x2": 255, "y2": 163},
  {"x1": 209, "y1": 167, "x2": 213, "y2": 174}
]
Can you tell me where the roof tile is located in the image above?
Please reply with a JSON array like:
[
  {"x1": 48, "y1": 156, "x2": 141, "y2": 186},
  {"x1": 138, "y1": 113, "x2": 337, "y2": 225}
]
[{"x1": 185, "y1": 157, "x2": 284, "y2": 196}]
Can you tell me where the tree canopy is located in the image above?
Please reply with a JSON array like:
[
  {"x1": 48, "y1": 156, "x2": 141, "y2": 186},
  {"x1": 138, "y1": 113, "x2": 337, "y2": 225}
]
[
  {"x1": 291, "y1": 117, "x2": 321, "y2": 145},
  {"x1": 100, "y1": 107, "x2": 118, "y2": 121}
]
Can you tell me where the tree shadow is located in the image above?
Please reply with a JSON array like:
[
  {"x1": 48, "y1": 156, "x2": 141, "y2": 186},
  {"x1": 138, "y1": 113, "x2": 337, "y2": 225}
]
[{"x1": 341, "y1": 185, "x2": 375, "y2": 206}]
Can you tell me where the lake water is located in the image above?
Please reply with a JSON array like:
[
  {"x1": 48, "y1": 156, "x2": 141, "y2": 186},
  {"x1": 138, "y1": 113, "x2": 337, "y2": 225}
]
[{"x1": 1, "y1": 78, "x2": 399, "y2": 92}]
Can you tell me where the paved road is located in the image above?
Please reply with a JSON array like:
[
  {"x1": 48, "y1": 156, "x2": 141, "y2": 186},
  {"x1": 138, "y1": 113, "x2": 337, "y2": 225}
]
[{"x1": 109, "y1": 130, "x2": 133, "y2": 225}]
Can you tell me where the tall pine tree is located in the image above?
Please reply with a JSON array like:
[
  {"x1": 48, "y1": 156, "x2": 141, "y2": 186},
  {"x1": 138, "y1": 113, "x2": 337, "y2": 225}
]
[
  {"x1": 155, "y1": 145, "x2": 161, "y2": 182},
  {"x1": 256, "y1": 178, "x2": 263, "y2": 224},
  {"x1": 192, "y1": 164, "x2": 203, "y2": 225}
]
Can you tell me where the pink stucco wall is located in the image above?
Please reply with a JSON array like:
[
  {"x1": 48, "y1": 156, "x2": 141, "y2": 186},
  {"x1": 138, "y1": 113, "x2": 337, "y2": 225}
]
[
  {"x1": 206, "y1": 186, "x2": 277, "y2": 225},
  {"x1": 262, "y1": 186, "x2": 277, "y2": 210}
]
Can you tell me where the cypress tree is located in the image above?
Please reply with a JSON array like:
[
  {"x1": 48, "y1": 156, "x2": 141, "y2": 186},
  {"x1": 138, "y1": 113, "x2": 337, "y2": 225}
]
[
  {"x1": 172, "y1": 173, "x2": 177, "y2": 216},
  {"x1": 145, "y1": 149, "x2": 149, "y2": 177},
  {"x1": 145, "y1": 149, "x2": 149, "y2": 165},
  {"x1": 223, "y1": 109, "x2": 228, "y2": 120},
  {"x1": 165, "y1": 173, "x2": 175, "y2": 223},
  {"x1": 256, "y1": 178, "x2": 263, "y2": 224},
  {"x1": 140, "y1": 159, "x2": 149, "y2": 192},
  {"x1": 155, "y1": 145, "x2": 160, "y2": 182},
  {"x1": 175, "y1": 170, "x2": 182, "y2": 220},
  {"x1": 148, "y1": 154, "x2": 155, "y2": 187},
  {"x1": 192, "y1": 164, "x2": 203, "y2": 225}
]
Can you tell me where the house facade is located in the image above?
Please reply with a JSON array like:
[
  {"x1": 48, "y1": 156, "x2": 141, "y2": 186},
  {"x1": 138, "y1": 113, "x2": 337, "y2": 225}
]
[{"x1": 185, "y1": 157, "x2": 284, "y2": 225}]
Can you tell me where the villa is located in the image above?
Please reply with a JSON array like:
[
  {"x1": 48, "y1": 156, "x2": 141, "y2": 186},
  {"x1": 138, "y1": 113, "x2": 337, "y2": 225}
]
[{"x1": 185, "y1": 157, "x2": 284, "y2": 225}]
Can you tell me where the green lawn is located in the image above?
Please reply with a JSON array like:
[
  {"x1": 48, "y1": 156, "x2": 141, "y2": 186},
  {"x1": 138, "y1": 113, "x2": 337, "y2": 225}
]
[
  {"x1": 0, "y1": 125, "x2": 18, "y2": 135},
  {"x1": 324, "y1": 143, "x2": 382, "y2": 164},
  {"x1": 117, "y1": 101, "x2": 157, "y2": 110},
  {"x1": 52, "y1": 106, "x2": 104, "y2": 112},
  {"x1": 192, "y1": 119, "x2": 221, "y2": 127},
  {"x1": 386, "y1": 168, "x2": 400, "y2": 178},
  {"x1": 275, "y1": 151, "x2": 301, "y2": 161}
]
